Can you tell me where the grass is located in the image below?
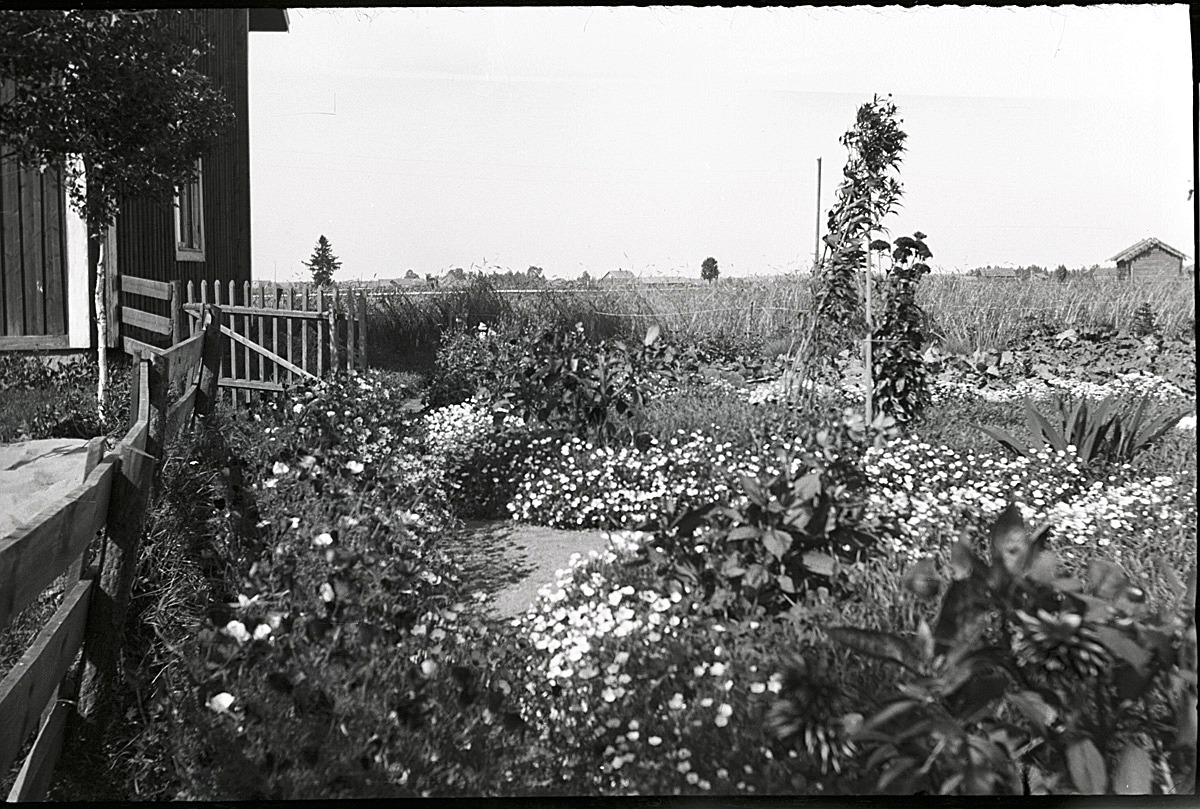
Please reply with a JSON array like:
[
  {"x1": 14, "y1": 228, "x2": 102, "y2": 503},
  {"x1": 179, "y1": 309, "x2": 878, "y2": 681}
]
[{"x1": 363, "y1": 274, "x2": 1196, "y2": 372}]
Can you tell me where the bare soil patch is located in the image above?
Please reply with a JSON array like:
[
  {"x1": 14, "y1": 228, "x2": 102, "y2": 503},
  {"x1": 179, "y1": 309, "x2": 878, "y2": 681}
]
[{"x1": 444, "y1": 519, "x2": 611, "y2": 620}]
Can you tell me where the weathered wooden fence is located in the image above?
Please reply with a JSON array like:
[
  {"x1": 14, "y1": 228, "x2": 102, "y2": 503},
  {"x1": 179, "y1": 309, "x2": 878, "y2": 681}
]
[
  {"x1": 0, "y1": 307, "x2": 221, "y2": 801},
  {"x1": 117, "y1": 277, "x2": 369, "y2": 406},
  {"x1": 183, "y1": 280, "x2": 369, "y2": 405}
]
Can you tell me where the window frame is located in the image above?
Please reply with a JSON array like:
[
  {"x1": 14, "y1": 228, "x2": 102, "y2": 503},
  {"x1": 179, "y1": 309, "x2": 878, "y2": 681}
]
[{"x1": 174, "y1": 158, "x2": 206, "y2": 262}]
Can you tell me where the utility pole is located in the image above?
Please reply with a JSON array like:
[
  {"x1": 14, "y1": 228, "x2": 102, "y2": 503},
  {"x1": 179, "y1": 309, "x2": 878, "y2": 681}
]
[{"x1": 814, "y1": 157, "x2": 823, "y2": 270}]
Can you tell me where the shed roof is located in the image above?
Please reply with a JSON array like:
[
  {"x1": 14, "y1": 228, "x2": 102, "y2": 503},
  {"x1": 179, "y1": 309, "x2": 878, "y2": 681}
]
[
  {"x1": 600, "y1": 269, "x2": 636, "y2": 282},
  {"x1": 249, "y1": 9, "x2": 290, "y2": 32},
  {"x1": 1109, "y1": 237, "x2": 1188, "y2": 263}
]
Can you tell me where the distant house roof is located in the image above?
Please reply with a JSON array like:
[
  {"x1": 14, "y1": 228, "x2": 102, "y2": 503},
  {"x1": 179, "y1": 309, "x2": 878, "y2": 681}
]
[
  {"x1": 979, "y1": 267, "x2": 1018, "y2": 278},
  {"x1": 249, "y1": 9, "x2": 290, "y2": 32},
  {"x1": 599, "y1": 269, "x2": 637, "y2": 283},
  {"x1": 1109, "y1": 237, "x2": 1189, "y2": 263}
]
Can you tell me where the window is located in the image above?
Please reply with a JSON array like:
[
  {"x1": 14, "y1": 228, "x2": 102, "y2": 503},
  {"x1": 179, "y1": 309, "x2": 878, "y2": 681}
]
[{"x1": 174, "y1": 158, "x2": 205, "y2": 261}]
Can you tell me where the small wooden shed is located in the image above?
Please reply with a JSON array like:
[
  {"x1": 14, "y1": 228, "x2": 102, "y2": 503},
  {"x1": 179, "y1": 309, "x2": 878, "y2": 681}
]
[{"x1": 1108, "y1": 238, "x2": 1189, "y2": 282}]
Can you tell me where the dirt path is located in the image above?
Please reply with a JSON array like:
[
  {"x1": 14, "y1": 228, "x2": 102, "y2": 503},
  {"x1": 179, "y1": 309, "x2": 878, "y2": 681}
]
[{"x1": 442, "y1": 519, "x2": 612, "y2": 620}]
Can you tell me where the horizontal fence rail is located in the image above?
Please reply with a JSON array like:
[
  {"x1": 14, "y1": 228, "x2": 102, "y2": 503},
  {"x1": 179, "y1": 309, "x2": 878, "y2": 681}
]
[{"x1": 0, "y1": 306, "x2": 220, "y2": 800}]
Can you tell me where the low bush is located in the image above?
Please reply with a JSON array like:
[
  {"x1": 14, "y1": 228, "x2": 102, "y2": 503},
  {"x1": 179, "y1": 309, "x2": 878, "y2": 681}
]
[{"x1": 777, "y1": 504, "x2": 1198, "y2": 795}]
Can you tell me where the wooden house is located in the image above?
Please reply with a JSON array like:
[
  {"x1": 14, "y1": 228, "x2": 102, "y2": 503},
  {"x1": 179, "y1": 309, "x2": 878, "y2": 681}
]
[
  {"x1": 598, "y1": 269, "x2": 636, "y2": 287},
  {"x1": 1108, "y1": 238, "x2": 1190, "y2": 282},
  {"x1": 977, "y1": 267, "x2": 1019, "y2": 280},
  {"x1": 0, "y1": 9, "x2": 289, "y2": 353}
]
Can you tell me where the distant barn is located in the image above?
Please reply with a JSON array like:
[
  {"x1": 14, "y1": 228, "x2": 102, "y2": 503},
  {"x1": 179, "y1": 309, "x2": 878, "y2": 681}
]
[
  {"x1": 598, "y1": 269, "x2": 637, "y2": 287},
  {"x1": 1108, "y1": 238, "x2": 1190, "y2": 282}
]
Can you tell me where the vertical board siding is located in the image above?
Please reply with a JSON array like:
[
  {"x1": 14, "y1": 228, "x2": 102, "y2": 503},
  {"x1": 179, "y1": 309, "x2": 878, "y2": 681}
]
[
  {"x1": 1, "y1": 76, "x2": 70, "y2": 340},
  {"x1": 114, "y1": 10, "x2": 251, "y2": 339}
]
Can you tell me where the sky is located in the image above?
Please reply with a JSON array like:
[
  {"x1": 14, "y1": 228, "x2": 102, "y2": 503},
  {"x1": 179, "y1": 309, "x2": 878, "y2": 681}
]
[{"x1": 246, "y1": 5, "x2": 1195, "y2": 281}]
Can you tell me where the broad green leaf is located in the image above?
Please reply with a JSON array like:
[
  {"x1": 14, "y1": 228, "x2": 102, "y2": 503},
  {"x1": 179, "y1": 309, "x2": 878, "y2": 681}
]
[
  {"x1": 762, "y1": 528, "x2": 792, "y2": 560},
  {"x1": 792, "y1": 471, "x2": 822, "y2": 501},
  {"x1": 739, "y1": 474, "x2": 766, "y2": 506},
  {"x1": 1026, "y1": 400, "x2": 1067, "y2": 452},
  {"x1": 1066, "y1": 738, "x2": 1107, "y2": 793},
  {"x1": 989, "y1": 503, "x2": 1031, "y2": 578},
  {"x1": 949, "y1": 540, "x2": 981, "y2": 581},
  {"x1": 777, "y1": 574, "x2": 796, "y2": 594},
  {"x1": 1094, "y1": 626, "x2": 1151, "y2": 673},
  {"x1": 801, "y1": 551, "x2": 836, "y2": 577},
  {"x1": 1086, "y1": 559, "x2": 1129, "y2": 600},
  {"x1": 827, "y1": 626, "x2": 922, "y2": 672},
  {"x1": 643, "y1": 323, "x2": 660, "y2": 347},
  {"x1": 902, "y1": 558, "x2": 942, "y2": 598},
  {"x1": 727, "y1": 525, "x2": 761, "y2": 543},
  {"x1": 1112, "y1": 744, "x2": 1153, "y2": 794},
  {"x1": 1007, "y1": 690, "x2": 1058, "y2": 734},
  {"x1": 977, "y1": 424, "x2": 1032, "y2": 457},
  {"x1": 859, "y1": 699, "x2": 921, "y2": 734}
]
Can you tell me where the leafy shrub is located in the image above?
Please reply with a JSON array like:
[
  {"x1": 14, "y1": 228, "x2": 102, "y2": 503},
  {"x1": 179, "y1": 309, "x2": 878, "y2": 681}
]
[
  {"x1": 635, "y1": 411, "x2": 900, "y2": 617},
  {"x1": 979, "y1": 394, "x2": 1188, "y2": 468},
  {"x1": 770, "y1": 504, "x2": 1197, "y2": 795},
  {"x1": 870, "y1": 233, "x2": 934, "y2": 423},
  {"x1": 430, "y1": 321, "x2": 696, "y2": 446}
]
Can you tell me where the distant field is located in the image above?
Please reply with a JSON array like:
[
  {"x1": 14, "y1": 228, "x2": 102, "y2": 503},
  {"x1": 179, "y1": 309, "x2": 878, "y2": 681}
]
[{"x1": 364, "y1": 274, "x2": 1196, "y2": 369}]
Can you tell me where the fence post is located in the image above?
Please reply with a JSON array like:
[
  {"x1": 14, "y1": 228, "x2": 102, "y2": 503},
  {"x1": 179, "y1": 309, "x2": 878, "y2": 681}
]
[
  {"x1": 74, "y1": 354, "x2": 162, "y2": 732},
  {"x1": 316, "y1": 286, "x2": 325, "y2": 376},
  {"x1": 358, "y1": 292, "x2": 369, "y2": 368},
  {"x1": 329, "y1": 285, "x2": 340, "y2": 373},
  {"x1": 196, "y1": 306, "x2": 223, "y2": 418},
  {"x1": 169, "y1": 281, "x2": 184, "y2": 346}
]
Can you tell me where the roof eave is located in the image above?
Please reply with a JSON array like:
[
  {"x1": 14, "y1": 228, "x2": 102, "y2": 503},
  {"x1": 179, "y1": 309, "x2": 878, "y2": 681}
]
[{"x1": 249, "y1": 9, "x2": 290, "y2": 32}]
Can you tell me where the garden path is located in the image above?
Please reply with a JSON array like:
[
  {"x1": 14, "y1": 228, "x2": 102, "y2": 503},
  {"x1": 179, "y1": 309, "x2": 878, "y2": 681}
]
[
  {"x1": 0, "y1": 438, "x2": 93, "y2": 538},
  {"x1": 444, "y1": 519, "x2": 611, "y2": 620}
]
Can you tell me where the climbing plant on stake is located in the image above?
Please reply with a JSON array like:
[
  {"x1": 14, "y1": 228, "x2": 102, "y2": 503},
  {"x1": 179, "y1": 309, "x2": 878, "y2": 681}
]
[{"x1": 798, "y1": 94, "x2": 932, "y2": 423}]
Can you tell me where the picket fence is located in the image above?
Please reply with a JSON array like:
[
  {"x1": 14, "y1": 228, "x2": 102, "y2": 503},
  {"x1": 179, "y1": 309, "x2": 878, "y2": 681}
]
[
  {"x1": 0, "y1": 307, "x2": 222, "y2": 801},
  {"x1": 118, "y1": 277, "x2": 370, "y2": 405}
]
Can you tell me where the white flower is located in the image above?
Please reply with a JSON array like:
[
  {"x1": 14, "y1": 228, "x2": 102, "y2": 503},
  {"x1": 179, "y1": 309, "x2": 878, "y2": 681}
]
[
  {"x1": 421, "y1": 659, "x2": 439, "y2": 677},
  {"x1": 253, "y1": 623, "x2": 272, "y2": 640},
  {"x1": 223, "y1": 620, "x2": 251, "y2": 644},
  {"x1": 313, "y1": 532, "x2": 334, "y2": 547},
  {"x1": 346, "y1": 460, "x2": 365, "y2": 474},
  {"x1": 319, "y1": 582, "x2": 335, "y2": 602},
  {"x1": 272, "y1": 461, "x2": 290, "y2": 476},
  {"x1": 292, "y1": 403, "x2": 303, "y2": 414},
  {"x1": 207, "y1": 692, "x2": 235, "y2": 713}
]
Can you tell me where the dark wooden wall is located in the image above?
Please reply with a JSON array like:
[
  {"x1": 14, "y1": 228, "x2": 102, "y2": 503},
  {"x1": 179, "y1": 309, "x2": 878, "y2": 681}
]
[
  {"x1": 1126, "y1": 245, "x2": 1185, "y2": 281},
  {"x1": 116, "y1": 8, "x2": 252, "y2": 323},
  {"x1": 1, "y1": 77, "x2": 69, "y2": 346}
]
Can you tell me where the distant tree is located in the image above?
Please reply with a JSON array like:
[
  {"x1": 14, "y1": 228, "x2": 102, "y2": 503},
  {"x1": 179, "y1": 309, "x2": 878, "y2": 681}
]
[
  {"x1": 527, "y1": 265, "x2": 544, "y2": 279},
  {"x1": 700, "y1": 256, "x2": 720, "y2": 283},
  {"x1": 579, "y1": 270, "x2": 592, "y2": 287},
  {"x1": 404, "y1": 268, "x2": 419, "y2": 279},
  {"x1": 426, "y1": 273, "x2": 439, "y2": 289},
  {"x1": 447, "y1": 267, "x2": 466, "y2": 281},
  {"x1": 1054, "y1": 264, "x2": 1068, "y2": 283},
  {"x1": 305, "y1": 235, "x2": 341, "y2": 286}
]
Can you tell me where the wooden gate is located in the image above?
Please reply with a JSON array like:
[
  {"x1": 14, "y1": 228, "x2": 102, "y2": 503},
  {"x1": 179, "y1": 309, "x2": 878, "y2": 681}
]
[
  {"x1": 183, "y1": 280, "x2": 369, "y2": 405},
  {"x1": 117, "y1": 276, "x2": 369, "y2": 405}
]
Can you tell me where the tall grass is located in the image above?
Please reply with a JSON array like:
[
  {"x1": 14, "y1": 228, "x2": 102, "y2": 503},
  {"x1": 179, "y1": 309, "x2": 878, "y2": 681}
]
[{"x1": 365, "y1": 274, "x2": 1195, "y2": 369}]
